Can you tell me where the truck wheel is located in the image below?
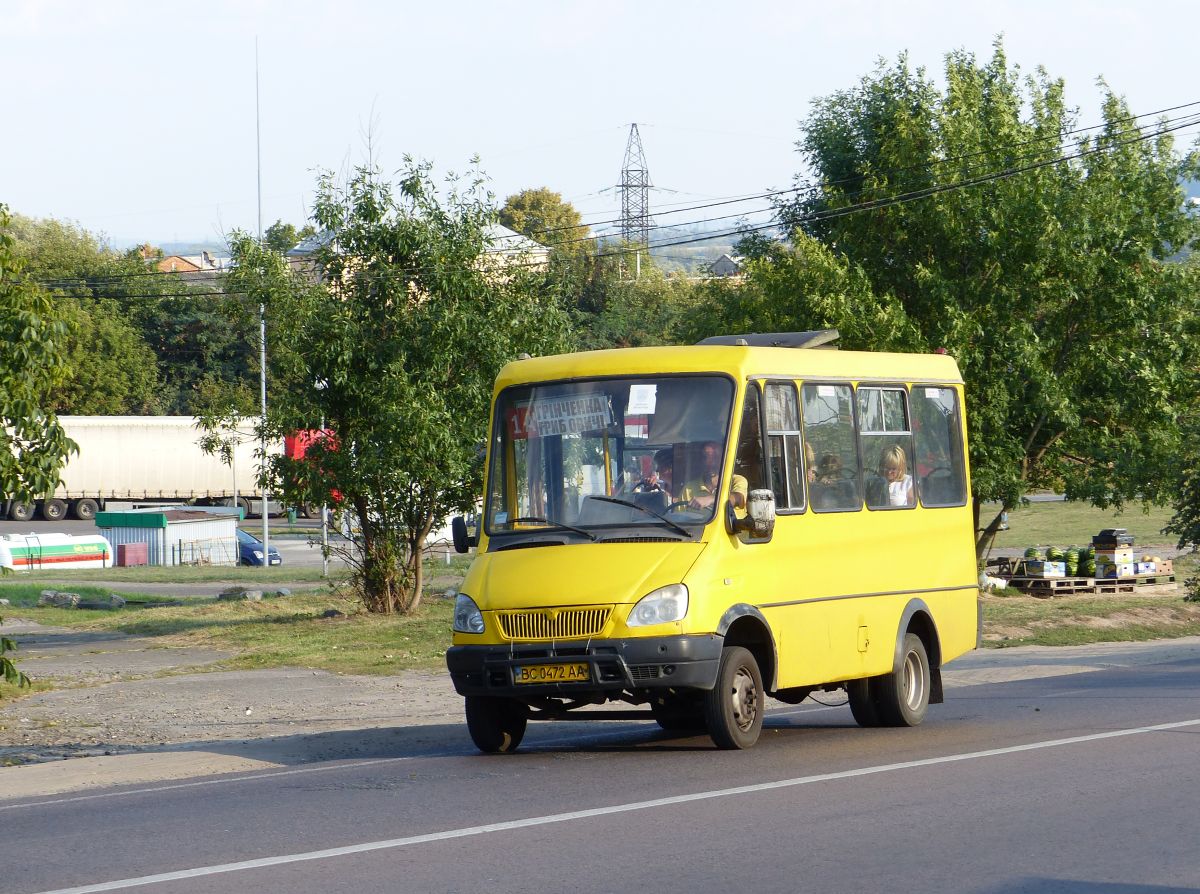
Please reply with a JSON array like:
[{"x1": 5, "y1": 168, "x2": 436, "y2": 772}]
[
  {"x1": 237, "y1": 497, "x2": 253, "y2": 519},
  {"x1": 71, "y1": 498, "x2": 99, "y2": 521},
  {"x1": 41, "y1": 499, "x2": 68, "y2": 522},
  {"x1": 651, "y1": 693, "x2": 706, "y2": 732},
  {"x1": 875, "y1": 633, "x2": 931, "y2": 727},
  {"x1": 846, "y1": 678, "x2": 882, "y2": 728},
  {"x1": 703, "y1": 646, "x2": 764, "y2": 749},
  {"x1": 8, "y1": 502, "x2": 35, "y2": 522},
  {"x1": 465, "y1": 696, "x2": 527, "y2": 753}
]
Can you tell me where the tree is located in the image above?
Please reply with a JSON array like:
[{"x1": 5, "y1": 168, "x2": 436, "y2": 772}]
[
  {"x1": 218, "y1": 160, "x2": 573, "y2": 614},
  {"x1": 499, "y1": 187, "x2": 590, "y2": 258},
  {"x1": 574, "y1": 248, "x2": 699, "y2": 349},
  {"x1": 264, "y1": 219, "x2": 317, "y2": 254},
  {"x1": 752, "y1": 44, "x2": 1200, "y2": 558},
  {"x1": 1, "y1": 204, "x2": 76, "y2": 688}
]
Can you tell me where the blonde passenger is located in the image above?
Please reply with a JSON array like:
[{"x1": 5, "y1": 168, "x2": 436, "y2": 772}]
[{"x1": 880, "y1": 444, "x2": 914, "y2": 507}]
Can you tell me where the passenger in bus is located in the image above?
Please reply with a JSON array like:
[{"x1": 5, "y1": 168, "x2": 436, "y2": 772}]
[
  {"x1": 879, "y1": 444, "x2": 914, "y2": 507},
  {"x1": 805, "y1": 442, "x2": 817, "y2": 484},
  {"x1": 679, "y1": 441, "x2": 747, "y2": 510},
  {"x1": 812, "y1": 453, "x2": 856, "y2": 510}
]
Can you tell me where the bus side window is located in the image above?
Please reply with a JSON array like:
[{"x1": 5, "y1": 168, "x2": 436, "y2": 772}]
[
  {"x1": 801, "y1": 383, "x2": 861, "y2": 512},
  {"x1": 912, "y1": 386, "x2": 967, "y2": 506},
  {"x1": 764, "y1": 381, "x2": 804, "y2": 510},
  {"x1": 858, "y1": 386, "x2": 916, "y2": 510}
]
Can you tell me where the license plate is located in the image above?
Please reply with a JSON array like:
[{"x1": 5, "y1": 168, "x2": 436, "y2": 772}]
[{"x1": 513, "y1": 662, "x2": 590, "y2": 685}]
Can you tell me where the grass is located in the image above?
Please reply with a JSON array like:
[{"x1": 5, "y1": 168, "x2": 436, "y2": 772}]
[
  {"x1": 1, "y1": 512, "x2": 1196, "y2": 700},
  {"x1": 20, "y1": 565, "x2": 342, "y2": 584},
  {"x1": 0, "y1": 582, "x2": 183, "y2": 607},
  {"x1": 983, "y1": 499, "x2": 1178, "y2": 552}
]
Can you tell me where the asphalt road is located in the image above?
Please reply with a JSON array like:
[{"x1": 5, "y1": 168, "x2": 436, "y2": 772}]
[{"x1": 3, "y1": 648, "x2": 1198, "y2": 894}]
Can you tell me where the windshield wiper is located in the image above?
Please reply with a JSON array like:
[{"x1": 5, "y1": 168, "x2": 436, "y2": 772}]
[
  {"x1": 506, "y1": 517, "x2": 599, "y2": 541},
  {"x1": 587, "y1": 496, "x2": 691, "y2": 537}
]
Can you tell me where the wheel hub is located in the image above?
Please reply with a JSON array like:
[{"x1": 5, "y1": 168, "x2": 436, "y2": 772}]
[{"x1": 730, "y1": 667, "x2": 759, "y2": 731}]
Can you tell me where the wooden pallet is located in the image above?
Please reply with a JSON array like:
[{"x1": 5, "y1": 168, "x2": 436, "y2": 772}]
[
  {"x1": 1009, "y1": 576, "x2": 1094, "y2": 597},
  {"x1": 1094, "y1": 577, "x2": 1138, "y2": 594},
  {"x1": 1133, "y1": 573, "x2": 1176, "y2": 586}
]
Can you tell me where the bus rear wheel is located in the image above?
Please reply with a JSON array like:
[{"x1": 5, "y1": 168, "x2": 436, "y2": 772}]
[
  {"x1": 465, "y1": 696, "x2": 527, "y2": 753},
  {"x1": 875, "y1": 633, "x2": 930, "y2": 727},
  {"x1": 704, "y1": 646, "x2": 764, "y2": 749}
]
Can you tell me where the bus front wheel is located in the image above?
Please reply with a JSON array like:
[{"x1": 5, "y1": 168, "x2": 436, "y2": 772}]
[
  {"x1": 875, "y1": 633, "x2": 930, "y2": 727},
  {"x1": 465, "y1": 696, "x2": 527, "y2": 754},
  {"x1": 704, "y1": 646, "x2": 764, "y2": 749}
]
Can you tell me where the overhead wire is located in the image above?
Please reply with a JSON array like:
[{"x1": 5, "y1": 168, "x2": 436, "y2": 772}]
[{"x1": 19, "y1": 104, "x2": 1200, "y2": 293}]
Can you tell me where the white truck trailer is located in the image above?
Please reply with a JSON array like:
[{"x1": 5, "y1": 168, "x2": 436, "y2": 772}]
[{"x1": 3, "y1": 416, "x2": 282, "y2": 522}]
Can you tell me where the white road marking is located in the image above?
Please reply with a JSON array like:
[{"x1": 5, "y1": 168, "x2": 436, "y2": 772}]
[{"x1": 30, "y1": 717, "x2": 1200, "y2": 894}]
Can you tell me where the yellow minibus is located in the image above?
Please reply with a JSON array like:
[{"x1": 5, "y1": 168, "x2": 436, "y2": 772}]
[{"x1": 447, "y1": 331, "x2": 979, "y2": 751}]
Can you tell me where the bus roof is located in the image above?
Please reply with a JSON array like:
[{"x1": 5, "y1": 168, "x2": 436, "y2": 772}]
[{"x1": 495, "y1": 344, "x2": 964, "y2": 392}]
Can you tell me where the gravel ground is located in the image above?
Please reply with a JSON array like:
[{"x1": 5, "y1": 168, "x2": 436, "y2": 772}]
[{"x1": 0, "y1": 618, "x2": 465, "y2": 768}]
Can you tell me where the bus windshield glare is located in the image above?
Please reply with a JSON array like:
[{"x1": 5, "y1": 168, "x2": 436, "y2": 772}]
[{"x1": 486, "y1": 375, "x2": 735, "y2": 537}]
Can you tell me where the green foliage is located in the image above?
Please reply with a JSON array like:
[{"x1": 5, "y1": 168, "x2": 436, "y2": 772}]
[
  {"x1": 264, "y1": 219, "x2": 317, "y2": 254},
  {"x1": 752, "y1": 43, "x2": 1200, "y2": 556},
  {"x1": 216, "y1": 160, "x2": 573, "y2": 614},
  {"x1": 499, "y1": 187, "x2": 589, "y2": 258},
  {"x1": 573, "y1": 251, "x2": 699, "y2": 349},
  {"x1": 8, "y1": 212, "x2": 258, "y2": 414}
]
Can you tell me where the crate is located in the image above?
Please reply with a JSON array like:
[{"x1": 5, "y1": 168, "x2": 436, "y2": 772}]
[
  {"x1": 1096, "y1": 547, "x2": 1134, "y2": 565},
  {"x1": 1099, "y1": 562, "x2": 1135, "y2": 578},
  {"x1": 116, "y1": 542, "x2": 148, "y2": 567},
  {"x1": 1092, "y1": 528, "x2": 1134, "y2": 548},
  {"x1": 1024, "y1": 560, "x2": 1066, "y2": 578}
]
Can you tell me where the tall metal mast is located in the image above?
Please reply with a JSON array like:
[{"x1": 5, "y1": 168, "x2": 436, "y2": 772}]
[{"x1": 619, "y1": 123, "x2": 653, "y2": 257}]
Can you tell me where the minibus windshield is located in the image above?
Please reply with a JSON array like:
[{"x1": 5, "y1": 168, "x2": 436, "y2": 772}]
[{"x1": 485, "y1": 375, "x2": 734, "y2": 540}]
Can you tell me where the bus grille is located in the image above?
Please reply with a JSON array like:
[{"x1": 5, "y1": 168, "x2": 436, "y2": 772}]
[{"x1": 496, "y1": 606, "x2": 612, "y2": 641}]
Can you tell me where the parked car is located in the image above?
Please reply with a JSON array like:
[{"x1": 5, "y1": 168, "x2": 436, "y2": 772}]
[{"x1": 237, "y1": 528, "x2": 282, "y2": 566}]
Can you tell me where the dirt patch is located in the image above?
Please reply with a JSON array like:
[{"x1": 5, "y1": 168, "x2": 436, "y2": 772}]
[{"x1": 0, "y1": 620, "x2": 466, "y2": 768}]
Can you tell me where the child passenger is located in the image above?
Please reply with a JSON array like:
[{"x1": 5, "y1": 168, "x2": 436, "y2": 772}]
[{"x1": 880, "y1": 444, "x2": 914, "y2": 507}]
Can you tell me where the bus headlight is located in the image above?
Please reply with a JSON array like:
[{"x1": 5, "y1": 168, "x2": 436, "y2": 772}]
[
  {"x1": 628, "y1": 584, "x2": 688, "y2": 627},
  {"x1": 453, "y1": 593, "x2": 485, "y2": 634}
]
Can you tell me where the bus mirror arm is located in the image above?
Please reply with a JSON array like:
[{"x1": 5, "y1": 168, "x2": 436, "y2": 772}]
[
  {"x1": 451, "y1": 516, "x2": 478, "y2": 554},
  {"x1": 726, "y1": 489, "x2": 776, "y2": 541}
]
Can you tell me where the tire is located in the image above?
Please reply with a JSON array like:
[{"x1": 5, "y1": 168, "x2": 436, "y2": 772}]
[
  {"x1": 41, "y1": 499, "x2": 68, "y2": 522},
  {"x1": 650, "y1": 693, "x2": 706, "y2": 732},
  {"x1": 703, "y1": 646, "x2": 764, "y2": 750},
  {"x1": 847, "y1": 678, "x2": 883, "y2": 728},
  {"x1": 465, "y1": 696, "x2": 528, "y2": 753},
  {"x1": 874, "y1": 632, "x2": 931, "y2": 727},
  {"x1": 72, "y1": 498, "x2": 99, "y2": 521},
  {"x1": 237, "y1": 497, "x2": 253, "y2": 519},
  {"x1": 8, "y1": 501, "x2": 35, "y2": 523}
]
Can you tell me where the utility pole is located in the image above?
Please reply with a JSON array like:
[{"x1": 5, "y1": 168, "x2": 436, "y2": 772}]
[
  {"x1": 618, "y1": 123, "x2": 653, "y2": 277},
  {"x1": 256, "y1": 37, "x2": 270, "y2": 565}
]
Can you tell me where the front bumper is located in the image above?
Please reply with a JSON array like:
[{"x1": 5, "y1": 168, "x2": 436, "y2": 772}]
[{"x1": 446, "y1": 634, "x2": 723, "y2": 698}]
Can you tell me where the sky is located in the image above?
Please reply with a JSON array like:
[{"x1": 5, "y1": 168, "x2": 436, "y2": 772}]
[{"x1": 3, "y1": 0, "x2": 1197, "y2": 249}]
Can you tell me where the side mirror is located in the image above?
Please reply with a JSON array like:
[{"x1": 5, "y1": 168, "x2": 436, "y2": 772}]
[
  {"x1": 451, "y1": 516, "x2": 478, "y2": 554},
  {"x1": 725, "y1": 489, "x2": 776, "y2": 542}
]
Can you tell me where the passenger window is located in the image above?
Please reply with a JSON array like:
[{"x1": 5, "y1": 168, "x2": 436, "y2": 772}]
[
  {"x1": 733, "y1": 385, "x2": 766, "y2": 505},
  {"x1": 764, "y1": 382, "x2": 804, "y2": 510},
  {"x1": 858, "y1": 386, "x2": 915, "y2": 510},
  {"x1": 912, "y1": 386, "x2": 967, "y2": 506},
  {"x1": 802, "y1": 384, "x2": 860, "y2": 512}
]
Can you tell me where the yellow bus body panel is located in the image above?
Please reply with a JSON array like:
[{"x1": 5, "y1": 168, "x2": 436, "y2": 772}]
[{"x1": 458, "y1": 343, "x2": 979, "y2": 690}]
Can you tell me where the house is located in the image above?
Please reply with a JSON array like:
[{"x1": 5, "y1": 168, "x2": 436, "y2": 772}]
[{"x1": 709, "y1": 253, "x2": 744, "y2": 278}]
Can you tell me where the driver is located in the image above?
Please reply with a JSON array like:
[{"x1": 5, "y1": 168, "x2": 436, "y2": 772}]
[
  {"x1": 678, "y1": 440, "x2": 747, "y2": 511},
  {"x1": 632, "y1": 447, "x2": 674, "y2": 498}
]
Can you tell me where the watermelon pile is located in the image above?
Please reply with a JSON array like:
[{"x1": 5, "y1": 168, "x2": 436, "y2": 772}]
[{"x1": 1024, "y1": 544, "x2": 1097, "y2": 576}]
